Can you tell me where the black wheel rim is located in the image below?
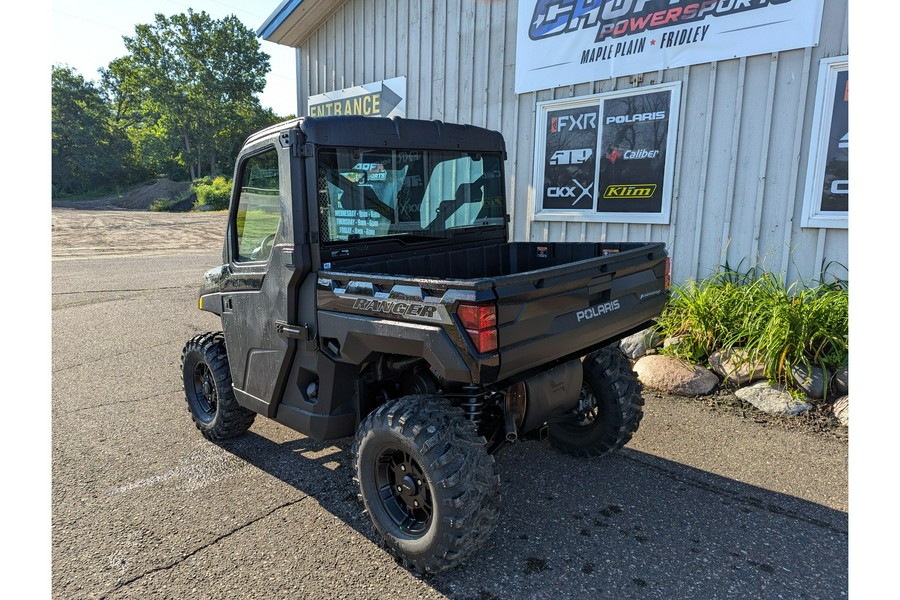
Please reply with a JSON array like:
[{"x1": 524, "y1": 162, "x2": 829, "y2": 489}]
[
  {"x1": 374, "y1": 447, "x2": 432, "y2": 536},
  {"x1": 572, "y1": 383, "x2": 599, "y2": 426},
  {"x1": 190, "y1": 362, "x2": 218, "y2": 423}
]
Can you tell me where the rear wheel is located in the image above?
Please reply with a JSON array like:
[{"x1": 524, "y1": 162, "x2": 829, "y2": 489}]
[
  {"x1": 549, "y1": 346, "x2": 644, "y2": 457},
  {"x1": 181, "y1": 332, "x2": 255, "y2": 440},
  {"x1": 352, "y1": 395, "x2": 500, "y2": 574}
]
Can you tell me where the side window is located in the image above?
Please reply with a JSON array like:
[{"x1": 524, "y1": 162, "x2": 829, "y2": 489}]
[{"x1": 235, "y1": 149, "x2": 281, "y2": 262}]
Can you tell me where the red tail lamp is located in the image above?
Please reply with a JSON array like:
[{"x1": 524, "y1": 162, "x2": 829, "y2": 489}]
[{"x1": 457, "y1": 302, "x2": 498, "y2": 354}]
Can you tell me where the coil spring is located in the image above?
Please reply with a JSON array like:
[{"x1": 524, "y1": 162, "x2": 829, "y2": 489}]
[{"x1": 461, "y1": 395, "x2": 484, "y2": 425}]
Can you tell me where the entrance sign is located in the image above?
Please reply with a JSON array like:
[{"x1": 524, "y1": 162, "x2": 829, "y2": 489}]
[{"x1": 308, "y1": 76, "x2": 406, "y2": 118}]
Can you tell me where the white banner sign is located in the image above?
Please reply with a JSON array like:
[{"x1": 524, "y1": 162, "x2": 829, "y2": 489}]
[
  {"x1": 516, "y1": 0, "x2": 824, "y2": 94},
  {"x1": 308, "y1": 76, "x2": 406, "y2": 118}
]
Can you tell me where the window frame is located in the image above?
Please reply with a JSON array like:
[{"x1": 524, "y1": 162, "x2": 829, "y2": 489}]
[
  {"x1": 229, "y1": 145, "x2": 283, "y2": 265},
  {"x1": 531, "y1": 82, "x2": 681, "y2": 225},
  {"x1": 801, "y1": 56, "x2": 849, "y2": 230}
]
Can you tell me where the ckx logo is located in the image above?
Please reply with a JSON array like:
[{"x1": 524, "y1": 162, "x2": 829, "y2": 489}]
[
  {"x1": 547, "y1": 179, "x2": 593, "y2": 206},
  {"x1": 550, "y1": 148, "x2": 593, "y2": 165},
  {"x1": 550, "y1": 113, "x2": 597, "y2": 132}
]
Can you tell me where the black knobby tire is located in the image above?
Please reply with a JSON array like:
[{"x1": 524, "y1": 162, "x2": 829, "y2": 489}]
[
  {"x1": 549, "y1": 346, "x2": 644, "y2": 457},
  {"x1": 352, "y1": 395, "x2": 501, "y2": 574},
  {"x1": 181, "y1": 332, "x2": 255, "y2": 441}
]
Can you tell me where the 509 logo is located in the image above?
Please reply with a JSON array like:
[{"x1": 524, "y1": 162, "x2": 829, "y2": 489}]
[{"x1": 550, "y1": 148, "x2": 593, "y2": 165}]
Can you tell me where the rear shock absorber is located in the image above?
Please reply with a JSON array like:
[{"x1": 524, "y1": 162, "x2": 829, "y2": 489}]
[{"x1": 460, "y1": 385, "x2": 483, "y2": 425}]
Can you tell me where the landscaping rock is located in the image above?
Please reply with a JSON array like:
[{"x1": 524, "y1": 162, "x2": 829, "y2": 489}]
[
  {"x1": 708, "y1": 348, "x2": 766, "y2": 385},
  {"x1": 833, "y1": 366, "x2": 849, "y2": 395},
  {"x1": 619, "y1": 328, "x2": 661, "y2": 359},
  {"x1": 734, "y1": 382, "x2": 812, "y2": 416},
  {"x1": 790, "y1": 364, "x2": 826, "y2": 399},
  {"x1": 633, "y1": 354, "x2": 718, "y2": 396},
  {"x1": 663, "y1": 336, "x2": 682, "y2": 349},
  {"x1": 832, "y1": 395, "x2": 849, "y2": 426}
]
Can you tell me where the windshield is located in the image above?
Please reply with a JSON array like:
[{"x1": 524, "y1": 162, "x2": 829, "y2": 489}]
[{"x1": 317, "y1": 148, "x2": 505, "y2": 243}]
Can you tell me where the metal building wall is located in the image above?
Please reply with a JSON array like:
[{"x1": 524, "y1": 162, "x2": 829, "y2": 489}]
[{"x1": 296, "y1": 0, "x2": 849, "y2": 286}]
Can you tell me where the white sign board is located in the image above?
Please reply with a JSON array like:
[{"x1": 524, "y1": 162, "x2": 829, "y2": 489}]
[
  {"x1": 308, "y1": 76, "x2": 406, "y2": 118},
  {"x1": 516, "y1": 0, "x2": 824, "y2": 94}
]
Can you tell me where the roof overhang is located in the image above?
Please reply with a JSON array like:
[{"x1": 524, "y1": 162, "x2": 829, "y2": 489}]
[{"x1": 258, "y1": 0, "x2": 346, "y2": 47}]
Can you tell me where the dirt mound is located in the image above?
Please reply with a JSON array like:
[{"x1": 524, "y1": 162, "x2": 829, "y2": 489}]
[{"x1": 113, "y1": 179, "x2": 193, "y2": 210}]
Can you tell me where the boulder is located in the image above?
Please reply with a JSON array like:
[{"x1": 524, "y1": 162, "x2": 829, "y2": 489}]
[
  {"x1": 619, "y1": 328, "x2": 661, "y2": 359},
  {"x1": 734, "y1": 382, "x2": 812, "y2": 416},
  {"x1": 708, "y1": 348, "x2": 766, "y2": 385},
  {"x1": 790, "y1": 363, "x2": 826, "y2": 399},
  {"x1": 832, "y1": 395, "x2": 849, "y2": 426},
  {"x1": 633, "y1": 354, "x2": 718, "y2": 396},
  {"x1": 833, "y1": 366, "x2": 849, "y2": 396}
]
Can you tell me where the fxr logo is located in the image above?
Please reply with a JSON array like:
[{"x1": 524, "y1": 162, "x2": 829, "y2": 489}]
[
  {"x1": 550, "y1": 113, "x2": 597, "y2": 132},
  {"x1": 550, "y1": 149, "x2": 593, "y2": 165}
]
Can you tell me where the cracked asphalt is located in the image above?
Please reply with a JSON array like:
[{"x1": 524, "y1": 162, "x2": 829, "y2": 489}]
[{"x1": 50, "y1": 207, "x2": 848, "y2": 599}]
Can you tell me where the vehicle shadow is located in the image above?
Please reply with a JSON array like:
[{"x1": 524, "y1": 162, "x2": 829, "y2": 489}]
[{"x1": 218, "y1": 430, "x2": 847, "y2": 600}]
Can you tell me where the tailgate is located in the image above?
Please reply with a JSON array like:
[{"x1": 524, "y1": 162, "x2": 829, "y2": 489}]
[{"x1": 494, "y1": 243, "x2": 667, "y2": 380}]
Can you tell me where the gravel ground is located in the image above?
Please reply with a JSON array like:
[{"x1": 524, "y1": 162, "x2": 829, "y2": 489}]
[{"x1": 48, "y1": 205, "x2": 849, "y2": 599}]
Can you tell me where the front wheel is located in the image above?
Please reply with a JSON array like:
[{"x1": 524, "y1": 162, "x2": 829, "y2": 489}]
[
  {"x1": 549, "y1": 346, "x2": 644, "y2": 457},
  {"x1": 352, "y1": 395, "x2": 500, "y2": 574},
  {"x1": 181, "y1": 332, "x2": 255, "y2": 441}
]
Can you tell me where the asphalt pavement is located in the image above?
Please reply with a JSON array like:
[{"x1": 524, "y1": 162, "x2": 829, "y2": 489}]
[{"x1": 50, "y1": 208, "x2": 848, "y2": 599}]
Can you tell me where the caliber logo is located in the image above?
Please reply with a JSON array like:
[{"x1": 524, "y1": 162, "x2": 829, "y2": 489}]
[
  {"x1": 605, "y1": 111, "x2": 666, "y2": 125},
  {"x1": 603, "y1": 184, "x2": 657, "y2": 199},
  {"x1": 547, "y1": 179, "x2": 593, "y2": 206},
  {"x1": 576, "y1": 299, "x2": 621, "y2": 323},
  {"x1": 606, "y1": 148, "x2": 622, "y2": 164},
  {"x1": 550, "y1": 113, "x2": 597, "y2": 133},
  {"x1": 623, "y1": 149, "x2": 659, "y2": 160},
  {"x1": 550, "y1": 148, "x2": 593, "y2": 165}
]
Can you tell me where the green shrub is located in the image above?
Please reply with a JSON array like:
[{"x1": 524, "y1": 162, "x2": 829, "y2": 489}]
[
  {"x1": 655, "y1": 267, "x2": 848, "y2": 394},
  {"x1": 149, "y1": 198, "x2": 179, "y2": 212},
  {"x1": 193, "y1": 176, "x2": 232, "y2": 211}
]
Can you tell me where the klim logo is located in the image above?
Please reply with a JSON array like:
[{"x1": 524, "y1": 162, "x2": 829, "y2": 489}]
[{"x1": 603, "y1": 184, "x2": 657, "y2": 198}]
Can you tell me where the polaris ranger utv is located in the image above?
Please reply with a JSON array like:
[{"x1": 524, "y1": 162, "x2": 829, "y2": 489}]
[{"x1": 181, "y1": 116, "x2": 669, "y2": 573}]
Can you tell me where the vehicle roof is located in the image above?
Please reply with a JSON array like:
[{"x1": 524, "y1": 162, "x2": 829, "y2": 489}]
[{"x1": 244, "y1": 116, "x2": 506, "y2": 155}]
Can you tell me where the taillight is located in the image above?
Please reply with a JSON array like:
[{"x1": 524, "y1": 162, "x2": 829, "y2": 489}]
[
  {"x1": 664, "y1": 257, "x2": 671, "y2": 289},
  {"x1": 457, "y1": 302, "x2": 498, "y2": 354}
]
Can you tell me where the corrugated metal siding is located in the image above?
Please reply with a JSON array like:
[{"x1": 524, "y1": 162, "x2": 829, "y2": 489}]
[{"x1": 296, "y1": 0, "x2": 848, "y2": 286}]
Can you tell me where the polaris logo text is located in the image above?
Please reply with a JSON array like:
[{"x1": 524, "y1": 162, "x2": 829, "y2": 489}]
[
  {"x1": 604, "y1": 184, "x2": 656, "y2": 198},
  {"x1": 352, "y1": 298, "x2": 439, "y2": 320},
  {"x1": 606, "y1": 111, "x2": 666, "y2": 125},
  {"x1": 577, "y1": 299, "x2": 621, "y2": 322}
]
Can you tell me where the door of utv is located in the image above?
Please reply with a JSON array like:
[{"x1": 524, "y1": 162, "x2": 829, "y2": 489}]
[{"x1": 220, "y1": 142, "x2": 308, "y2": 418}]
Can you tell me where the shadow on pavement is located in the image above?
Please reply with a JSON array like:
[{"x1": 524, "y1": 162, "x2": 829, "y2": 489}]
[{"x1": 219, "y1": 430, "x2": 847, "y2": 599}]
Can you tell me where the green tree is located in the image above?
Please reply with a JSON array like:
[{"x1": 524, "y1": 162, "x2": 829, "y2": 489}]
[
  {"x1": 51, "y1": 65, "x2": 145, "y2": 195},
  {"x1": 103, "y1": 9, "x2": 276, "y2": 180}
]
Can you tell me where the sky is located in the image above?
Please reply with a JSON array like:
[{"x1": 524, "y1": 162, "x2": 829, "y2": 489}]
[{"x1": 51, "y1": 0, "x2": 298, "y2": 117}]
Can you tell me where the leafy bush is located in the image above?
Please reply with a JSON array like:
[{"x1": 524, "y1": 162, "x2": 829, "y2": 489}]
[
  {"x1": 655, "y1": 267, "x2": 848, "y2": 394},
  {"x1": 149, "y1": 198, "x2": 179, "y2": 212},
  {"x1": 193, "y1": 176, "x2": 232, "y2": 211}
]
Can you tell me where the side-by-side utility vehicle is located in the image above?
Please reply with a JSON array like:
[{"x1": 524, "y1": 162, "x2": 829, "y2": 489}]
[{"x1": 181, "y1": 116, "x2": 669, "y2": 573}]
